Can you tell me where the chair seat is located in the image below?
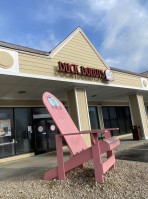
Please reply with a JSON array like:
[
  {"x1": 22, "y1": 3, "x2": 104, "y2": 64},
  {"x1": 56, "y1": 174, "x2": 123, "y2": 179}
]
[
  {"x1": 99, "y1": 136, "x2": 120, "y2": 154},
  {"x1": 105, "y1": 136, "x2": 120, "y2": 150}
]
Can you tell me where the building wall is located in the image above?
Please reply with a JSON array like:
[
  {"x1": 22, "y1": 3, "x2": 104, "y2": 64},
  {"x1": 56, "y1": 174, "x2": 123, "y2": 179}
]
[
  {"x1": 17, "y1": 29, "x2": 143, "y2": 90},
  {"x1": 111, "y1": 70, "x2": 142, "y2": 88}
]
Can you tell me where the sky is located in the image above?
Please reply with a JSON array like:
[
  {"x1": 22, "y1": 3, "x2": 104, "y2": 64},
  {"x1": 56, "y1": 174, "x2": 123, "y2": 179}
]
[{"x1": 0, "y1": 0, "x2": 148, "y2": 73}]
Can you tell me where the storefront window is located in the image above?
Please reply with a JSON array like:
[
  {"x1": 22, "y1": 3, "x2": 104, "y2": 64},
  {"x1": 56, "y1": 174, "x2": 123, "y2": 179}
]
[
  {"x1": 102, "y1": 107, "x2": 111, "y2": 128},
  {"x1": 124, "y1": 107, "x2": 132, "y2": 133},
  {"x1": 146, "y1": 107, "x2": 148, "y2": 117},
  {"x1": 14, "y1": 108, "x2": 33, "y2": 155},
  {"x1": 33, "y1": 107, "x2": 51, "y2": 119},
  {"x1": 108, "y1": 107, "x2": 119, "y2": 136},
  {"x1": 0, "y1": 108, "x2": 15, "y2": 158},
  {"x1": 0, "y1": 106, "x2": 64, "y2": 158},
  {"x1": 102, "y1": 106, "x2": 132, "y2": 136},
  {"x1": 116, "y1": 107, "x2": 127, "y2": 134},
  {"x1": 88, "y1": 106, "x2": 100, "y2": 129}
]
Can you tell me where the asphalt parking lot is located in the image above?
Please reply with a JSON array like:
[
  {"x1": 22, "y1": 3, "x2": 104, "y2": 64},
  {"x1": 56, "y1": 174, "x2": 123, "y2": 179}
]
[{"x1": 115, "y1": 142, "x2": 148, "y2": 162}]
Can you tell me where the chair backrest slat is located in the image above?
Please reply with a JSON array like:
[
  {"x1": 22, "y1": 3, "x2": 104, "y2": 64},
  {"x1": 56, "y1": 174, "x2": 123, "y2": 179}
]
[{"x1": 42, "y1": 92, "x2": 88, "y2": 155}]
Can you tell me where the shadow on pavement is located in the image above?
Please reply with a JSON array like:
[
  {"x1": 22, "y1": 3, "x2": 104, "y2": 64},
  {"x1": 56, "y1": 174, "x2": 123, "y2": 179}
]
[{"x1": 115, "y1": 143, "x2": 148, "y2": 163}]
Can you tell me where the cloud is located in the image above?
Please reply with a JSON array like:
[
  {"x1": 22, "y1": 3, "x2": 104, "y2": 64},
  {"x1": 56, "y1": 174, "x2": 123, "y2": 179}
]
[
  {"x1": 22, "y1": 30, "x2": 59, "y2": 51},
  {"x1": 88, "y1": 0, "x2": 117, "y2": 11},
  {"x1": 0, "y1": 0, "x2": 147, "y2": 73},
  {"x1": 37, "y1": 30, "x2": 59, "y2": 51},
  {"x1": 105, "y1": 57, "x2": 121, "y2": 66},
  {"x1": 86, "y1": 0, "x2": 148, "y2": 72},
  {"x1": 61, "y1": 0, "x2": 77, "y2": 4},
  {"x1": 62, "y1": 0, "x2": 148, "y2": 73},
  {"x1": 33, "y1": 0, "x2": 148, "y2": 73}
]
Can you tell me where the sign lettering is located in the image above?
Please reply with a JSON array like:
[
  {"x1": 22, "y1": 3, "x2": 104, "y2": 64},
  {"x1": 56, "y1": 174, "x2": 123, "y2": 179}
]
[{"x1": 58, "y1": 61, "x2": 114, "y2": 81}]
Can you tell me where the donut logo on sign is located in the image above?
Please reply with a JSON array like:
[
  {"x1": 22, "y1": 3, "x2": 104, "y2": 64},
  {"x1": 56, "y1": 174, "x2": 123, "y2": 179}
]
[{"x1": 105, "y1": 69, "x2": 114, "y2": 81}]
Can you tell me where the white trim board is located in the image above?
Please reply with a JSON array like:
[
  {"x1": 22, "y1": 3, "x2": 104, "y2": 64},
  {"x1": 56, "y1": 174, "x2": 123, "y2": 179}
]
[
  {"x1": 84, "y1": 88, "x2": 91, "y2": 130},
  {"x1": 0, "y1": 70, "x2": 147, "y2": 92},
  {"x1": 75, "y1": 88, "x2": 81, "y2": 131}
]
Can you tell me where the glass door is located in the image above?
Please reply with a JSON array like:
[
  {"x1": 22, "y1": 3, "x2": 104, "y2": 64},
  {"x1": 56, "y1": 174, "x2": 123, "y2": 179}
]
[
  {"x1": 34, "y1": 119, "x2": 47, "y2": 153},
  {"x1": 34, "y1": 118, "x2": 59, "y2": 153},
  {"x1": 46, "y1": 119, "x2": 58, "y2": 151}
]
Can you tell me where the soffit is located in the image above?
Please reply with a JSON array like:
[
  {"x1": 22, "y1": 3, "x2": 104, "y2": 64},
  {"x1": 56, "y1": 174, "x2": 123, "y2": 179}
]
[{"x1": 0, "y1": 74, "x2": 148, "y2": 103}]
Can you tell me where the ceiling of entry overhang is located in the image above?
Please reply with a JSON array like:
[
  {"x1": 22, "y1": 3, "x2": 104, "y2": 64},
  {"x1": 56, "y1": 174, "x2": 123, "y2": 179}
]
[{"x1": 0, "y1": 74, "x2": 148, "y2": 102}]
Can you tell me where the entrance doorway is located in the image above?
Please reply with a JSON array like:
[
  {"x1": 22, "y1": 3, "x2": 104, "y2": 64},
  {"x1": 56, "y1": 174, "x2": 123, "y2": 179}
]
[{"x1": 34, "y1": 118, "x2": 58, "y2": 153}]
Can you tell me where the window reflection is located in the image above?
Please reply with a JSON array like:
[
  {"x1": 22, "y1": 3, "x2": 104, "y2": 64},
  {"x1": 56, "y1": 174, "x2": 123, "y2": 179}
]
[
  {"x1": 88, "y1": 106, "x2": 100, "y2": 129},
  {"x1": 102, "y1": 106, "x2": 132, "y2": 136},
  {"x1": 0, "y1": 108, "x2": 15, "y2": 158}
]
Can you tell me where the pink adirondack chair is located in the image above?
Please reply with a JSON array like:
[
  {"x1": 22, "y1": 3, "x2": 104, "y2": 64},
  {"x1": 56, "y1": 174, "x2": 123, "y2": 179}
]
[{"x1": 42, "y1": 92, "x2": 120, "y2": 183}]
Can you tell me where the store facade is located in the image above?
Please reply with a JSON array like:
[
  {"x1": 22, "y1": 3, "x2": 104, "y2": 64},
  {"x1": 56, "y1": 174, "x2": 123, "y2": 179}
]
[{"x1": 0, "y1": 27, "x2": 148, "y2": 159}]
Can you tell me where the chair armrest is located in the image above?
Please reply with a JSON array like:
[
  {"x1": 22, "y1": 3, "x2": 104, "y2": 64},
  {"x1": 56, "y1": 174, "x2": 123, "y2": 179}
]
[{"x1": 57, "y1": 128, "x2": 119, "y2": 137}]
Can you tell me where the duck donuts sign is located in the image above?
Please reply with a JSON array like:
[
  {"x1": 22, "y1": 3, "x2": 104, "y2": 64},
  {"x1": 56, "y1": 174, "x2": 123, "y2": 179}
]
[{"x1": 58, "y1": 61, "x2": 114, "y2": 81}]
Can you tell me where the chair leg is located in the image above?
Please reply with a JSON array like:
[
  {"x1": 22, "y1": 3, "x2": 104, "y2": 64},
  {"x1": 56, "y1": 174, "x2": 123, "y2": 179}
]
[
  {"x1": 91, "y1": 133, "x2": 104, "y2": 183},
  {"x1": 93, "y1": 163, "x2": 104, "y2": 183},
  {"x1": 107, "y1": 150, "x2": 115, "y2": 169},
  {"x1": 78, "y1": 164, "x2": 83, "y2": 169},
  {"x1": 56, "y1": 135, "x2": 66, "y2": 180}
]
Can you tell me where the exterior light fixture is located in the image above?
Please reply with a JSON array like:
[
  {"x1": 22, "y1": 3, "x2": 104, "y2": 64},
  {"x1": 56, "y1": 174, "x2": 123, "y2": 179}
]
[
  {"x1": 91, "y1": 95, "x2": 97, "y2": 97},
  {"x1": 18, "y1": 91, "x2": 26, "y2": 94}
]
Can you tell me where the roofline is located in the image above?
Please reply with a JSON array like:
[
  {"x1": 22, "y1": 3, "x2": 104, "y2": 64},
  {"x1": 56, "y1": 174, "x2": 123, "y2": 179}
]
[
  {"x1": 0, "y1": 41, "x2": 49, "y2": 56},
  {"x1": 49, "y1": 26, "x2": 81, "y2": 56},
  {"x1": 140, "y1": 71, "x2": 148, "y2": 77},
  {"x1": 0, "y1": 35, "x2": 147, "y2": 79},
  {"x1": 110, "y1": 66, "x2": 147, "y2": 78},
  {"x1": 49, "y1": 26, "x2": 110, "y2": 69}
]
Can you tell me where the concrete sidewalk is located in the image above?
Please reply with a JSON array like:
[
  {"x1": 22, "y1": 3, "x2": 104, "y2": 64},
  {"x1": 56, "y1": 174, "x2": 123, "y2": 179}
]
[
  {"x1": 114, "y1": 134, "x2": 148, "y2": 153},
  {"x1": 0, "y1": 134, "x2": 147, "y2": 181}
]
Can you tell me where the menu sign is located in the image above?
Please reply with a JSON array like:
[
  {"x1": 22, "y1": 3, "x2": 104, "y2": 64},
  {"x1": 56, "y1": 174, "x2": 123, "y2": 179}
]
[{"x1": 0, "y1": 119, "x2": 11, "y2": 137}]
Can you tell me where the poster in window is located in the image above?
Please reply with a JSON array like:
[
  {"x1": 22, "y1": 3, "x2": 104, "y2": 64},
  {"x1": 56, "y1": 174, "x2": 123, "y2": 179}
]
[{"x1": 0, "y1": 119, "x2": 11, "y2": 137}]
